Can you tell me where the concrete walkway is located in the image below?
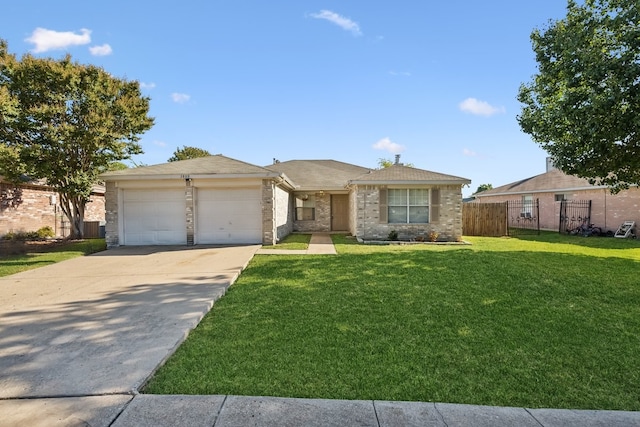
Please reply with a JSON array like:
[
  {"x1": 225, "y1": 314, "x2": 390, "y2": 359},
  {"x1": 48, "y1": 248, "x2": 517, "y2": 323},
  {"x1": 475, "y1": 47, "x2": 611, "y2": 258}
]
[
  {"x1": 256, "y1": 233, "x2": 337, "y2": 255},
  {"x1": 1, "y1": 240, "x2": 639, "y2": 426}
]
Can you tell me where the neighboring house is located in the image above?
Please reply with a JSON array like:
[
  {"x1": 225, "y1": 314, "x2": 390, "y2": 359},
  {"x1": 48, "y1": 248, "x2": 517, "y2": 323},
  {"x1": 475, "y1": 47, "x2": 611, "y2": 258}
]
[
  {"x1": 473, "y1": 159, "x2": 640, "y2": 233},
  {"x1": 0, "y1": 177, "x2": 105, "y2": 237},
  {"x1": 100, "y1": 155, "x2": 470, "y2": 247}
]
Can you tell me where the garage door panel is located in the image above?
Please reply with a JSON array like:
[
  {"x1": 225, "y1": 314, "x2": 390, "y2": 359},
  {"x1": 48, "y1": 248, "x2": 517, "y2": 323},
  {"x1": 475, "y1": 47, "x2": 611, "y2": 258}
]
[
  {"x1": 122, "y1": 189, "x2": 186, "y2": 245},
  {"x1": 196, "y1": 188, "x2": 261, "y2": 244}
]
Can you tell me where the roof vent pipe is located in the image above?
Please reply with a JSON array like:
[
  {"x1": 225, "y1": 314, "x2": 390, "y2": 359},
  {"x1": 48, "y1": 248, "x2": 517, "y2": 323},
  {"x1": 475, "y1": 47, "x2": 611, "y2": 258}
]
[{"x1": 395, "y1": 154, "x2": 401, "y2": 165}]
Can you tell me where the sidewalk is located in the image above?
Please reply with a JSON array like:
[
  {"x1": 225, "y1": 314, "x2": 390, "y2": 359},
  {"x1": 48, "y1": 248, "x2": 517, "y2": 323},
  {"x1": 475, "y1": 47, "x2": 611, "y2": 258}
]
[
  {"x1": 2, "y1": 393, "x2": 638, "y2": 426},
  {"x1": 256, "y1": 233, "x2": 337, "y2": 255}
]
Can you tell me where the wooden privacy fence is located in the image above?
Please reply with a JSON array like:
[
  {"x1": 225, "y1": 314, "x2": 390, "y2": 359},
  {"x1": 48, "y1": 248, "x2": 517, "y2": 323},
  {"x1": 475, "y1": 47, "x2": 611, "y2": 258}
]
[{"x1": 462, "y1": 203, "x2": 508, "y2": 236}]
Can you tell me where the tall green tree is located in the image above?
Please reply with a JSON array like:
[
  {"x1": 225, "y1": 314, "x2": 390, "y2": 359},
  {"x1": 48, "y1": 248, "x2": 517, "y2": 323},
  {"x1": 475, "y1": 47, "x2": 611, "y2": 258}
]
[
  {"x1": 0, "y1": 40, "x2": 154, "y2": 238},
  {"x1": 517, "y1": 0, "x2": 640, "y2": 192},
  {"x1": 168, "y1": 145, "x2": 211, "y2": 162}
]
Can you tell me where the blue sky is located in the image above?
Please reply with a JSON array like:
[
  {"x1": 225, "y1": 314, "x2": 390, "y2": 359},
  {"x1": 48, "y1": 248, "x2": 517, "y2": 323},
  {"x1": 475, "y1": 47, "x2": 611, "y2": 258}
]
[{"x1": 3, "y1": 1, "x2": 570, "y2": 196}]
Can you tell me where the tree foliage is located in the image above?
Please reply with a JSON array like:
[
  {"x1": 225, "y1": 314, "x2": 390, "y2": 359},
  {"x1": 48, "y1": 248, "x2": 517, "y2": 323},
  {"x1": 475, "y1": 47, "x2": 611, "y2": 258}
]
[
  {"x1": 474, "y1": 183, "x2": 493, "y2": 194},
  {"x1": 168, "y1": 145, "x2": 211, "y2": 162},
  {"x1": 377, "y1": 157, "x2": 414, "y2": 168},
  {"x1": 517, "y1": 0, "x2": 640, "y2": 193},
  {"x1": 0, "y1": 40, "x2": 154, "y2": 238}
]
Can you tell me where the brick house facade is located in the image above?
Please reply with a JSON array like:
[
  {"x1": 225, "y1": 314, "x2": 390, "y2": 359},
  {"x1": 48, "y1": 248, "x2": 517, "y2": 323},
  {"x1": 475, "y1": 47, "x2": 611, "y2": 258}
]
[
  {"x1": 473, "y1": 163, "x2": 640, "y2": 233},
  {"x1": 101, "y1": 155, "x2": 470, "y2": 246},
  {"x1": 1, "y1": 180, "x2": 105, "y2": 238}
]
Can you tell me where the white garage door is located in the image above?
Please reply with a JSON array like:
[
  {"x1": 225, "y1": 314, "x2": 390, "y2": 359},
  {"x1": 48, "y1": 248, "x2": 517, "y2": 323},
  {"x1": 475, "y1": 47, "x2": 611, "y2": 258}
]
[
  {"x1": 122, "y1": 189, "x2": 186, "y2": 245},
  {"x1": 196, "y1": 188, "x2": 262, "y2": 244}
]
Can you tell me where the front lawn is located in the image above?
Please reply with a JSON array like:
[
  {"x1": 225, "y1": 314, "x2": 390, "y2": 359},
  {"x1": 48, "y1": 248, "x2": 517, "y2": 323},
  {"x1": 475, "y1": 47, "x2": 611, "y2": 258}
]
[
  {"x1": 0, "y1": 239, "x2": 106, "y2": 277},
  {"x1": 144, "y1": 234, "x2": 640, "y2": 410}
]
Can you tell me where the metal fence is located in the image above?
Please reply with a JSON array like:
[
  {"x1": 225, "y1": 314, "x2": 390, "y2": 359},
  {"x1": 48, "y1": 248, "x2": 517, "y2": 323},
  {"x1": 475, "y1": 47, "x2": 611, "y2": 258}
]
[
  {"x1": 559, "y1": 200, "x2": 592, "y2": 234},
  {"x1": 506, "y1": 199, "x2": 540, "y2": 235}
]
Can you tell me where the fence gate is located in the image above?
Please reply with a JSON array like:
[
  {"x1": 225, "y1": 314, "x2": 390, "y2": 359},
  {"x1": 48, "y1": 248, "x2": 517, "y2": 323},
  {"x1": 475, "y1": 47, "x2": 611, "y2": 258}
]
[
  {"x1": 462, "y1": 203, "x2": 507, "y2": 236},
  {"x1": 559, "y1": 200, "x2": 592, "y2": 234},
  {"x1": 506, "y1": 199, "x2": 540, "y2": 235}
]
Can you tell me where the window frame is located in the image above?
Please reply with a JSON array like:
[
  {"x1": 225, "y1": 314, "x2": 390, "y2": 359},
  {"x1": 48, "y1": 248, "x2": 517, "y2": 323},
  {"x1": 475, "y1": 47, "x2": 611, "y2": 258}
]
[{"x1": 387, "y1": 188, "x2": 430, "y2": 224}]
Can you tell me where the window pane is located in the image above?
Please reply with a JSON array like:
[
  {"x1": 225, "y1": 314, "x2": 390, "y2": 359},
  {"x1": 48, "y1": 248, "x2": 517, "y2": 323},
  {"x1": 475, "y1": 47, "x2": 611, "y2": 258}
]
[
  {"x1": 388, "y1": 189, "x2": 407, "y2": 205},
  {"x1": 388, "y1": 206, "x2": 407, "y2": 223},
  {"x1": 409, "y1": 189, "x2": 428, "y2": 205},
  {"x1": 296, "y1": 207, "x2": 315, "y2": 220},
  {"x1": 409, "y1": 206, "x2": 429, "y2": 223},
  {"x1": 296, "y1": 195, "x2": 316, "y2": 208}
]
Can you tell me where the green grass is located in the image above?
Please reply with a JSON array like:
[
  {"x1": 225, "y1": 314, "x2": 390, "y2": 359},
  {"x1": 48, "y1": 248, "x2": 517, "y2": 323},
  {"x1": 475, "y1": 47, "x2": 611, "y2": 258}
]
[
  {"x1": 261, "y1": 233, "x2": 311, "y2": 250},
  {"x1": 0, "y1": 239, "x2": 106, "y2": 277},
  {"x1": 144, "y1": 234, "x2": 640, "y2": 410}
]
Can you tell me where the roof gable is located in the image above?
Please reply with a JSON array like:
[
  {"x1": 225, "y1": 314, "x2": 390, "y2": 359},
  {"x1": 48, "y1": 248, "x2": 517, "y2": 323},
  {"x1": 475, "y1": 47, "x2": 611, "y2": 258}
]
[{"x1": 349, "y1": 164, "x2": 471, "y2": 185}]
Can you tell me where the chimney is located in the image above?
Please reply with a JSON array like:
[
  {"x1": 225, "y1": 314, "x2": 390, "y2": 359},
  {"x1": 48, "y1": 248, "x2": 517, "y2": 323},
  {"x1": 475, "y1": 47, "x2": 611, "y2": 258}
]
[
  {"x1": 546, "y1": 157, "x2": 556, "y2": 172},
  {"x1": 394, "y1": 154, "x2": 401, "y2": 165}
]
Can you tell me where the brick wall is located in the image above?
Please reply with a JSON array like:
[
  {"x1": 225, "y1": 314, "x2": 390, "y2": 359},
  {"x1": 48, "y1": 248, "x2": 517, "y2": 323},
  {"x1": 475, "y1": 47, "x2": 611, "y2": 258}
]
[
  {"x1": 104, "y1": 181, "x2": 119, "y2": 247},
  {"x1": 293, "y1": 192, "x2": 331, "y2": 232},
  {"x1": 274, "y1": 185, "x2": 293, "y2": 241},
  {"x1": 354, "y1": 184, "x2": 464, "y2": 241},
  {"x1": 475, "y1": 187, "x2": 640, "y2": 233},
  {"x1": 0, "y1": 182, "x2": 105, "y2": 238}
]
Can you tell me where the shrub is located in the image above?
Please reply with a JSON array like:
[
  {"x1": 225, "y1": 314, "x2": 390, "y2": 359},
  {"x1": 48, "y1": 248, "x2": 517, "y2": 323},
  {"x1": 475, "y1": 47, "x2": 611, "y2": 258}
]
[
  {"x1": 428, "y1": 231, "x2": 439, "y2": 242},
  {"x1": 388, "y1": 230, "x2": 399, "y2": 241},
  {"x1": 36, "y1": 226, "x2": 55, "y2": 239}
]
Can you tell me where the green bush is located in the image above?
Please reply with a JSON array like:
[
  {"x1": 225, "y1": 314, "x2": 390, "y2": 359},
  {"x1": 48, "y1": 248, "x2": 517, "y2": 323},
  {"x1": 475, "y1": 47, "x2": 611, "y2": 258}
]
[
  {"x1": 36, "y1": 226, "x2": 55, "y2": 239},
  {"x1": 2, "y1": 226, "x2": 55, "y2": 241}
]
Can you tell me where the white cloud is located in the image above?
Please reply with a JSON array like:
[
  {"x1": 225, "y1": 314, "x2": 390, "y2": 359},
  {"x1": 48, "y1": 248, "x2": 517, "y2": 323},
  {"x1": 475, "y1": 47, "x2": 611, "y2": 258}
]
[
  {"x1": 310, "y1": 10, "x2": 362, "y2": 36},
  {"x1": 140, "y1": 82, "x2": 156, "y2": 89},
  {"x1": 171, "y1": 93, "x2": 190, "y2": 103},
  {"x1": 153, "y1": 140, "x2": 167, "y2": 147},
  {"x1": 89, "y1": 44, "x2": 112, "y2": 56},
  {"x1": 389, "y1": 71, "x2": 411, "y2": 77},
  {"x1": 459, "y1": 98, "x2": 505, "y2": 117},
  {"x1": 372, "y1": 137, "x2": 405, "y2": 154},
  {"x1": 25, "y1": 27, "x2": 91, "y2": 53},
  {"x1": 463, "y1": 148, "x2": 478, "y2": 157}
]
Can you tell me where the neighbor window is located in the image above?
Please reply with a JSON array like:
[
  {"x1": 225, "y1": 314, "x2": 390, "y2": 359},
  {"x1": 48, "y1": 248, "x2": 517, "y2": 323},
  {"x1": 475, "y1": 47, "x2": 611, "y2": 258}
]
[
  {"x1": 388, "y1": 189, "x2": 429, "y2": 223},
  {"x1": 295, "y1": 195, "x2": 315, "y2": 221},
  {"x1": 521, "y1": 194, "x2": 534, "y2": 217},
  {"x1": 555, "y1": 194, "x2": 567, "y2": 202}
]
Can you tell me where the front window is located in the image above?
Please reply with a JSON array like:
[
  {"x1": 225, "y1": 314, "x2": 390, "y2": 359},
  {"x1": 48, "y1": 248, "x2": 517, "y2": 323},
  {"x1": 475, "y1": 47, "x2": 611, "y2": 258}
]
[
  {"x1": 295, "y1": 195, "x2": 315, "y2": 220},
  {"x1": 388, "y1": 189, "x2": 429, "y2": 223}
]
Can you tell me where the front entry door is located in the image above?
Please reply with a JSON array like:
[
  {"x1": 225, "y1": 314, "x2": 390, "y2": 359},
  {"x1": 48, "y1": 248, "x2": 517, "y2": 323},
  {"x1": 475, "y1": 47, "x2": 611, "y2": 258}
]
[{"x1": 331, "y1": 194, "x2": 349, "y2": 231}]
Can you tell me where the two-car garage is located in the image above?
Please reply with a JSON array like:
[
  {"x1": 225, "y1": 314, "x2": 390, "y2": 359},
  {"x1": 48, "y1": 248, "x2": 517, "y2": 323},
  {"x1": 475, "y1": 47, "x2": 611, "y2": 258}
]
[{"x1": 120, "y1": 186, "x2": 262, "y2": 246}]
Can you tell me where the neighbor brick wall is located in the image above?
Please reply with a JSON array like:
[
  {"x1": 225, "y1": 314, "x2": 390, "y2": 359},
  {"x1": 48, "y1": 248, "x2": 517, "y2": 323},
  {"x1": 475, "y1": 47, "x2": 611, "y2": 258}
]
[
  {"x1": 354, "y1": 184, "x2": 463, "y2": 241},
  {"x1": 475, "y1": 187, "x2": 640, "y2": 233},
  {"x1": 0, "y1": 183, "x2": 57, "y2": 236}
]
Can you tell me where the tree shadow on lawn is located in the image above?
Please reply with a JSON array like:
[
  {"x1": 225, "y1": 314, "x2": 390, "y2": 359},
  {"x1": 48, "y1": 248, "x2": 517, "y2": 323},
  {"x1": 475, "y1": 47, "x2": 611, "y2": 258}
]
[{"x1": 158, "y1": 249, "x2": 640, "y2": 410}]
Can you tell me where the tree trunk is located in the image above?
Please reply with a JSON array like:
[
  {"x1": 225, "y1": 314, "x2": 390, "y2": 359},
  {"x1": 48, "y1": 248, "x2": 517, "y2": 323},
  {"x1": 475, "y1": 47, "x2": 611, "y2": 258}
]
[{"x1": 59, "y1": 193, "x2": 86, "y2": 239}]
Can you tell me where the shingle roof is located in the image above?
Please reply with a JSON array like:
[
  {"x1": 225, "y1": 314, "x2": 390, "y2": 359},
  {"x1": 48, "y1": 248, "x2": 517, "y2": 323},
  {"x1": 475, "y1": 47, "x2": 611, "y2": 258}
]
[
  {"x1": 475, "y1": 168, "x2": 601, "y2": 197},
  {"x1": 101, "y1": 155, "x2": 279, "y2": 179},
  {"x1": 265, "y1": 160, "x2": 371, "y2": 190},
  {"x1": 349, "y1": 164, "x2": 471, "y2": 185}
]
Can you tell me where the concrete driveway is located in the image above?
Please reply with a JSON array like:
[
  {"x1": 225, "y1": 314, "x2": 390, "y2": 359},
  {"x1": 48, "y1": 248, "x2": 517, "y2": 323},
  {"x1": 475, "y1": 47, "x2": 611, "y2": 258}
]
[{"x1": 0, "y1": 245, "x2": 258, "y2": 422}]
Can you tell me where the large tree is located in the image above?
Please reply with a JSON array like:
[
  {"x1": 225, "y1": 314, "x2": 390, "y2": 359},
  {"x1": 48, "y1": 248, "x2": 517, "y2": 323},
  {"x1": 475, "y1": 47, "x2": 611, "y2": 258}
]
[
  {"x1": 168, "y1": 145, "x2": 211, "y2": 162},
  {"x1": 517, "y1": 0, "x2": 640, "y2": 192},
  {"x1": 0, "y1": 40, "x2": 154, "y2": 238}
]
